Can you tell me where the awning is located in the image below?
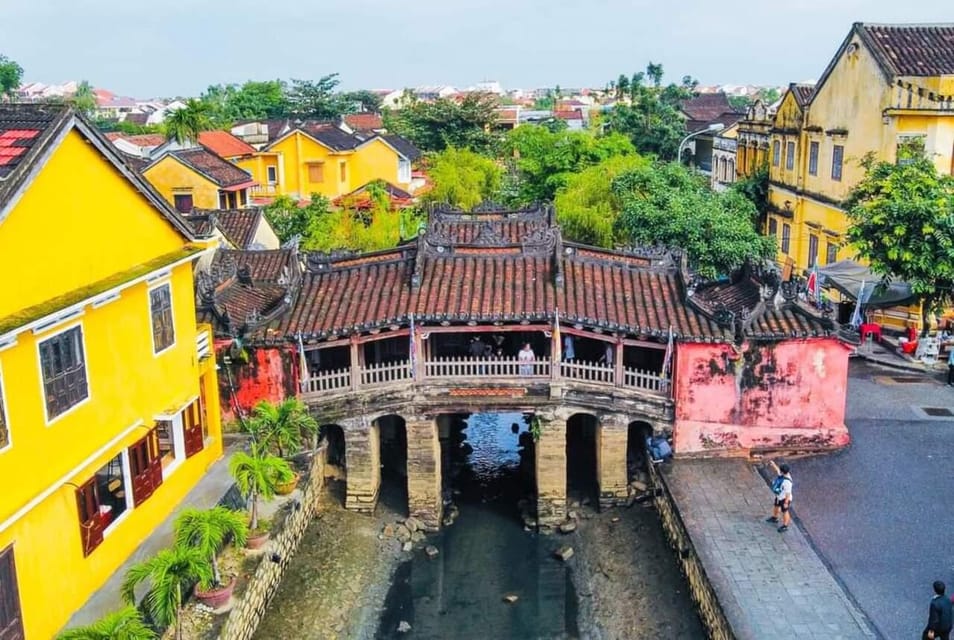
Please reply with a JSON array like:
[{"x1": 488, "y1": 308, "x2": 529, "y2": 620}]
[
  {"x1": 818, "y1": 260, "x2": 916, "y2": 307},
  {"x1": 222, "y1": 180, "x2": 257, "y2": 192}
]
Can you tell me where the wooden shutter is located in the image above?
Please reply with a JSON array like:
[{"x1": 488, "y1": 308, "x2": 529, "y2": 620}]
[
  {"x1": 0, "y1": 546, "x2": 24, "y2": 640},
  {"x1": 75, "y1": 480, "x2": 104, "y2": 557},
  {"x1": 129, "y1": 429, "x2": 163, "y2": 506},
  {"x1": 183, "y1": 401, "x2": 205, "y2": 458}
]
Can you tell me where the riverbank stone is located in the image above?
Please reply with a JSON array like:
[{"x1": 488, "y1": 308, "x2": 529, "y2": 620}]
[
  {"x1": 559, "y1": 521, "x2": 578, "y2": 534},
  {"x1": 425, "y1": 545, "x2": 439, "y2": 559},
  {"x1": 555, "y1": 546, "x2": 575, "y2": 561}
]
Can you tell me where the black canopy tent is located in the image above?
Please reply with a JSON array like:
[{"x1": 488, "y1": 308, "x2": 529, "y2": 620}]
[{"x1": 817, "y1": 260, "x2": 916, "y2": 308}]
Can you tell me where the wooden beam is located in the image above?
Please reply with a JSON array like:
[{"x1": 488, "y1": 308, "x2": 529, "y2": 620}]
[{"x1": 420, "y1": 324, "x2": 550, "y2": 334}]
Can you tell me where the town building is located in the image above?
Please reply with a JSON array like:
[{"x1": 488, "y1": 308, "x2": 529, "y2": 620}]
[
  {"x1": 710, "y1": 122, "x2": 739, "y2": 191},
  {"x1": 184, "y1": 208, "x2": 281, "y2": 251},
  {"x1": 0, "y1": 103, "x2": 223, "y2": 639},
  {"x1": 735, "y1": 98, "x2": 778, "y2": 179},
  {"x1": 679, "y1": 93, "x2": 743, "y2": 174},
  {"x1": 143, "y1": 147, "x2": 257, "y2": 212}
]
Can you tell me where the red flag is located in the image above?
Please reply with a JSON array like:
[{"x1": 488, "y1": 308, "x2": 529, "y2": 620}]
[{"x1": 806, "y1": 269, "x2": 818, "y2": 301}]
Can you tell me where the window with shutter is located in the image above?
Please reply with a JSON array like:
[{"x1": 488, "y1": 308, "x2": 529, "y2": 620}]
[
  {"x1": 183, "y1": 399, "x2": 205, "y2": 458},
  {"x1": 38, "y1": 326, "x2": 89, "y2": 420},
  {"x1": 0, "y1": 546, "x2": 24, "y2": 640},
  {"x1": 75, "y1": 479, "x2": 104, "y2": 557},
  {"x1": 307, "y1": 163, "x2": 324, "y2": 183},
  {"x1": 129, "y1": 429, "x2": 163, "y2": 505},
  {"x1": 149, "y1": 284, "x2": 175, "y2": 353}
]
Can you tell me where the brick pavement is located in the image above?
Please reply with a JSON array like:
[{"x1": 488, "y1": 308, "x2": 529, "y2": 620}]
[{"x1": 662, "y1": 459, "x2": 876, "y2": 640}]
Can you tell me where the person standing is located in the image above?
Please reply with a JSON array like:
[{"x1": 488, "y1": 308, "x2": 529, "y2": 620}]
[
  {"x1": 518, "y1": 342, "x2": 535, "y2": 375},
  {"x1": 765, "y1": 461, "x2": 793, "y2": 533},
  {"x1": 563, "y1": 335, "x2": 575, "y2": 361},
  {"x1": 923, "y1": 580, "x2": 953, "y2": 640},
  {"x1": 947, "y1": 347, "x2": 954, "y2": 386}
]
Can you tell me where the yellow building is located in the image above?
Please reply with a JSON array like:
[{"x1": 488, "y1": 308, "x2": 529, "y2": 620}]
[
  {"x1": 143, "y1": 147, "x2": 256, "y2": 212},
  {"x1": 231, "y1": 120, "x2": 420, "y2": 201},
  {"x1": 767, "y1": 23, "x2": 954, "y2": 281},
  {"x1": 0, "y1": 103, "x2": 223, "y2": 639},
  {"x1": 735, "y1": 98, "x2": 776, "y2": 179}
]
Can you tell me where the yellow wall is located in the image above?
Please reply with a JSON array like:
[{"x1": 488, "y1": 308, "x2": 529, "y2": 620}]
[
  {"x1": 351, "y1": 138, "x2": 409, "y2": 191},
  {"x1": 0, "y1": 132, "x2": 185, "y2": 318},
  {"x1": 236, "y1": 152, "x2": 281, "y2": 196},
  {"x1": 0, "y1": 126, "x2": 223, "y2": 639},
  {"x1": 143, "y1": 155, "x2": 221, "y2": 210}
]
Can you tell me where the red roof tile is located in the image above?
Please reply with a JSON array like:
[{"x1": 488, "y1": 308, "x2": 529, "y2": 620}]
[
  {"x1": 344, "y1": 113, "x2": 384, "y2": 131},
  {"x1": 198, "y1": 130, "x2": 257, "y2": 158},
  {"x1": 168, "y1": 148, "x2": 253, "y2": 188},
  {"x1": 860, "y1": 23, "x2": 954, "y2": 77},
  {"x1": 554, "y1": 110, "x2": 583, "y2": 121}
]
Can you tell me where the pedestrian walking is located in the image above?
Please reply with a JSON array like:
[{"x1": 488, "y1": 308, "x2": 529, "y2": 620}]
[
  {"x1": 923, "y1": 580, "x2": 953, "y2": 640},
  {"x1": 518, "y1": 342, "x2": 535, "y2": 375},
  {"x1": 947, "y1": 347, "x2": 954, "y2": 386},
  {"x1": 765, "y1": 460, "x2": 793, "y2": 533},
  {"x1": 563, "y1": 335, "x2": 575, "y2": 361}
]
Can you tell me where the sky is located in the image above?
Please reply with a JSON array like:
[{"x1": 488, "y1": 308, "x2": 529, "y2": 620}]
[{"x1": 2, "y1": 0, "x2": 952, "y2": 98}]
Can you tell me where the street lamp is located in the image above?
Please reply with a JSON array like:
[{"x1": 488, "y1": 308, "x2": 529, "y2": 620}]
[{"x1": 677, "y1": 122, "x2": 725, "y2": 165}]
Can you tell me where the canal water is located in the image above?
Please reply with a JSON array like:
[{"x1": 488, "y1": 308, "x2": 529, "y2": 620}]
[{"x1": 376, "y1": 413, "x2": 578, "y2": 639}]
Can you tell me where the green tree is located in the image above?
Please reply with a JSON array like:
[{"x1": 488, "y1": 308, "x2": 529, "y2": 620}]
[
  {"x1": 503, "y1": 126, "x2": 635, "y2": 204},
  {"x1": 56, "y1": 606, "x2": 155, "y2": 640},
  {"x1": 229, "y1": 449, "x2": 293, "y2": 531},
  {"x1": 727, "y1": 95, "x2": 752, "y2": 112},
  {"x1": 70, "y1": 80, "x2": 97, "y2": 117},
  {"x1": 613, "y1": 161, "x2": 775, "y2": 279},
  {"x1": 263, "y1": 193, "x2": 332, "y2": 243},
  {"x1": 554, "y1": 154, "x2": 649, "y2": 246},
  {"x1": 845, "y1": 153, "x2": 954, "y2": 335},
  {"x1": 0, "y1": 54, "x2": 23, "y2": 100},
  {"x1": 731, "y1": 163, "x2": 770, "y2": 222},
  {"x1": 201, "y1": 80, "x2": 288, "y2": 123},
  {"x1": 173, "y1": 507, "x2": 248, "y2": 588},
  {"x1": 384, "y1": 92, "x2": 498, "y2": 153},
  {"x1": 286, "y1": 74, "x2": 351, "y2": 120},
  {"x1": 163, "y1": 99, "x2": 215, "y2": 144},
  {"x1": 120, "y1": 547, "x2": 211, "y2": 640},
  {"x1": 245, "y1": 399, "x2": 319, "y2": 457},
  {"x1": 342, "y1": 89, "x2": 383, "y2": 114},
  {"x1": 423, "y1": 147, "x2": 503, "y2": 210}
]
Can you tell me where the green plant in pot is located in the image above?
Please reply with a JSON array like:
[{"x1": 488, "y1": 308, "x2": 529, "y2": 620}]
[
  {"x1": 120, "y1": 546, "x2": 212, "y2": 640},
  {"x1": 173, "y1": 506, "x2": 248, "y2": 608},
  {"x1": 229, "y1": 445, "x2": 293, "y2": 548},
  {"x1": 245, "y1": 399, "x2": 319, "y2": 494},
  {"x1": 56, "y1": 605, "x2": 155, "y2": 640}
]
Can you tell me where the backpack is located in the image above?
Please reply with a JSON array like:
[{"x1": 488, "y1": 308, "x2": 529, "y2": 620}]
[{"x1": 771, "y1": 475, "x2": 786, "y2": 496}]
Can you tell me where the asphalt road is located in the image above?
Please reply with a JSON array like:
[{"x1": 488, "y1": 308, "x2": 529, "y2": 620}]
[{"x1": 789, "y1": 359, "x2": 954, "y2": 640}]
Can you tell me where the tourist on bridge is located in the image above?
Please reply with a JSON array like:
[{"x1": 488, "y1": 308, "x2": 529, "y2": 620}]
[
  {"x1": 765, "y1": 461, "x2": 793, "y2": 533},
  {"x1": 469, "y1": 337, "x2": 486, "y2": 359},
  {"x1": 600, "y1": 342, "x2": 614, "y2": 366},
  {"x1": 923, "y1": 581, "x2": 953, "y2": 640},
  {"x1": 518, "y1": 343, "x2": 535, "y2": 375},
  {"x1": 563, "y1": 335, "x2": 575, "y2": 361}
]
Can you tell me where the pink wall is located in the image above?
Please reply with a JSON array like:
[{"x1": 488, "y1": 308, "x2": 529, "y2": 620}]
[
  {"x1": 215, "y1": 340, "x2": 298, "y2": 424},
  {"x1": 673, "y1": 337, "x2": 851, "y2": 455}
]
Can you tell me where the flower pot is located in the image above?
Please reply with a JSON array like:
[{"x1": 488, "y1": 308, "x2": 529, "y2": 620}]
[
  {"x1": 275, "y1": 472, "x2": 301, "y2": 496},
  {"x1": 194, "y1": 576, "x2": 236, "y2": 610},
  {"x1": 246, "y1": 530, "x2": 270, "y2": 550}
]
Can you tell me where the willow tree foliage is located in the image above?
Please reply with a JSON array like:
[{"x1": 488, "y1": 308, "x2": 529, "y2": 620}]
[{"x1": 423, "y1": 147, "x2": 503, "y2": 210}]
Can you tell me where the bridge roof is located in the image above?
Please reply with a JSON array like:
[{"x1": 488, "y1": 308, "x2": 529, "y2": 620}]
[{"x1": 243, "y1": 205, "x2": 833, "y2": 345}]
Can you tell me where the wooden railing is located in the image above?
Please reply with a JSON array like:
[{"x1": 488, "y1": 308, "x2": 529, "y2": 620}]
[
  {"x1": 360, "y1": 360, "x2": 412, "y2": 386},
  {"x1": 622, "y1": 367, "x2": 667, "y2": 393},
  {"x1": 300, "y1": 367, "x2": 351, "y2": 394},
  {"x1": 424, "y1": 356, "x2": 550, "y2": 379},
  {"x1": 560, "y1": 360, "x2": 615, "y2": 384}
]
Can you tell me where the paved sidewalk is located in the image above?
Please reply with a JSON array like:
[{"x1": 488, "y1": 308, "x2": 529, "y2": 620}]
[{"x1": 662, "y1": 459, "x2": 876, "y2": 640}]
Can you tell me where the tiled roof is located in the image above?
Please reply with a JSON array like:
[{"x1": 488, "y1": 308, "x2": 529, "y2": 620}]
[
  {"x1": 124, "y1": 133, "x2": 165, "y2": 147},
  {"x1": 190, "y1": 207, "x2": 264, "y2": 249},
  {"x1": 790, "y1": 83, "x2": 816, "y2": 108},
  {"x1": 124, "y1": 113, "x2": 149, "y2": 126},
  {"x1": 299, "y1": 122, "x2": 363, "y2": 151},
  {"x1": 169, "y1": 148, "x2": 254, "y2": 188},
  {"x1": 344, "y1": 113, "x2": 384, "y2": 131},
  {"x1": 554, "y1": 110, "x2": 584, "y2": 121},
  {"x1": 0, "y1": 103, "x2": 66, "y2": 185},
  {"x1": 680, "y1": 93, "x2": 735, "y2": 122},
  {"x1": 198, "y1": 130, "x2": 257, "y2": 158},
  {"x1": 381, "y1": 134, "x2": 421, "y2": 162},
  {"x1": 859, "y1": 23, "x2": 954, "y2": 77}
]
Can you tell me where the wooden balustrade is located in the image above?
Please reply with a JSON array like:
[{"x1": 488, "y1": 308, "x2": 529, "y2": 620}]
[
  {"x1": 621, "y1": 367, "x2": 667, "y2": 393},
  {"x1": 424, "y1": 356, "x2": 551, "y2": 379},
  {"x1": 560, "y1": 360, "x2": 615, "y2": 384},
  {"x1": 300, "y1": 367, "x2": 352, "y2": 394},
  {"x1": 360, "y1": 359, "x2": 412, "y2": 386}
]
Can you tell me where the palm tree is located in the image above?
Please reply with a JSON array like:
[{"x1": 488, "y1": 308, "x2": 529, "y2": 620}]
[
  {"x1": 163, "y1": 98, "x2": 214, "y2": 145},
  {"x1": 246, "y1": 399, "x2": 319, "y2": 458},
  {"x1": 56, "y1": 606, "x2": 155, "y2": 640},
  {"x1": 229, "y1": 448, "x2": 293, "y2": 531},
  {"x1": 120, "y1": 547, "x2": 211, "y2": 640},
  {"x1": 174, "y1": 507, "x2": 248, "y2": 587}
]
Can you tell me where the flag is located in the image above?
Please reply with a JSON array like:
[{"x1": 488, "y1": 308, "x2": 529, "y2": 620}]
[
  {"x1": 552, "y1": 307, "x2": 562, "y2": 363},
  {"x1": 296, "y1": 332, "x2": 309, "y2": 388},
  {"x1": 850, "y1": 279, "x2": 866, "y2": 329},
  {"x1": 408, "y1": 314, "x2": 417, "y2": 380},
  {"x1": 806, "y1": 266, "x2": 819, "y2": 306},
  {"x1": 661, "y1": 326, "x2": 674, "y2": 379}
]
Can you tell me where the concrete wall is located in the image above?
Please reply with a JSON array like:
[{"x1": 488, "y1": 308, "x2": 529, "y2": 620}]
[
  {"x1": 219, "y1": 447, "x2": 325, "y2": 640},
  {"x1": 217, "y1": 344, "x2": 297, "y2": 424},
  {"x1": 673, "y1": 338, "x2": 851, "y2": 455}
]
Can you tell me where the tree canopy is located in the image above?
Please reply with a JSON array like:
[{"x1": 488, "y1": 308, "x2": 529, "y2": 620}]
[
  {"x1": 263, "y1": 193, "x2": 333, "y2": 244},
  {"x1": 201, "y1": 80, "x2": 289, "y2": 123},
  {"x1": 286, "y1": 74, "x2": 353, "y2": 120},
  {"x1": 0, "y1": 54, "x2": 23, "y2": 100},
  {"x1": 384, "y1": 93, "x2": 499, "y2": 153},
  {"x1": 163, "y1": 98, "x2": 215, "y2": 144},
  {"x1": 613, "y1": 161, "x2": 774, "y2": 279},
  {"x1": 342, "y1": 89, "x2": 383, "y2": 114},
  {"x1": 845, "y1": 153, "x2": 954, "y2": 333},
  {"x1": 69, "y1": 80, "x2": 96, "y2": 117},
  {"x1": 422, "y1": 147, "x2": 503, "y2": 210}
]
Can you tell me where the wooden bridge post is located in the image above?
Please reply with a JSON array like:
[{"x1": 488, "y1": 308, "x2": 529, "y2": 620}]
[
  {"x1": 405, "y1": 416, "x2": 443, "y2": 531},
  {"x1": 349, "y1": 337, "x2": 361, "y2": 392},
  {"x1": 343, "y1": 416, "x2": 380, "y2": 514},
  {"x1": 535, "y1": 410, "x2": 567, "y2": 527},
  {"x1": 597, "y1": 413, "x2": 630, "y2": 509},
  {"x1": 614, "y1": 339, "x2": 624, "y2": 387}
]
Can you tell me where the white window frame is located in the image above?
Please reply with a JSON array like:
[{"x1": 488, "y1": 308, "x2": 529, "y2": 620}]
[
  {"x1": 0, "y1": 363, "x2": 10, "y2": 455},
  {"x1": 147, "y1": 281, "x2": 176, "y2": 356},
  {"x1": 266, "y1": 165, "x2": 278, "y2": 185},
  {"x1": 102, "y1": 450, "x2": 135, "y2": 537},
  {"x1": 159, "y1": 413, "x2": 187, "y2": 479},
  {"x1": 36, "y1": 322, "x2": 90, "y2": 426},
  {"x1": 398, "y1": 158, "x2": 411, "y2": 184}
]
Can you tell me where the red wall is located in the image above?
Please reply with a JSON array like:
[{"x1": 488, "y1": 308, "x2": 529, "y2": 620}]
[
  {"x1": 216, "y1": 340, "x2": 298, "y2": 424},
  {"x1": 672, "y1": 337, "x2": 851, "y2": 455}
]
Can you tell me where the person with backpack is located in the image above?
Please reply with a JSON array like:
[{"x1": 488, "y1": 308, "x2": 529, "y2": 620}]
[{"x1": 765, "y1": 461, "x2": 793, "y2": 532}]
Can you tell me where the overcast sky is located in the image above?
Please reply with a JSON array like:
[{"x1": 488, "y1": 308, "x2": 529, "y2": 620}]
[{"x1": 2, "y1": 0, "x2": 952, "y2": 97}]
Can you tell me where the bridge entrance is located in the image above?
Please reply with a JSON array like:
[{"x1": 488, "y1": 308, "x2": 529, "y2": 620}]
[
  {"x1": 378, "y1": 415, "x2": 408, "y2": 517},
  {"x1": 566, "y1": 413, "x2": 599, "y2": 508}
]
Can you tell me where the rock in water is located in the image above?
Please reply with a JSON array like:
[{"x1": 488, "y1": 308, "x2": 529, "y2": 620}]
[
  {"x1": 411, "y1": 530, "x2": 425, "y2": 542},
  {"x1": 397, "y1": 620, "x2": 412, "y2": 633},
  {"x1": 382, "y1": 524, "x2": 395, "y2": 538},
  {"x1": 402, "y1": 542, "x2": 413, "y2": 552},
  {"x1": 555, "y1": 546, "x2": 574, "y2": 561},
  {"x1": 425, "y1": 545, "x2": 439, "y2": 559},
  {"x1": 559, "y1": 521, "x2": 577, "y2": 534},
  {"x1": 395, "y1": 524, "x2": 411, "y2": 543},
  {"x1": 502, "y1": 593, "x2": 519, "y2": 603},
  {"x1": 404, "y1": 517, "x2": 422, "y2": 533},
  {"x1": 629, "y1": 480, "x2": 648, "y2": 493},
  {"x1": 611, "y1": 516, "x2": 620, "y2": 523}
]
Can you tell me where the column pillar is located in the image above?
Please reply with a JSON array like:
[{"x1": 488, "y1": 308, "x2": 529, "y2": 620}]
[
  {"x1": 535, "y1": 412, "x2": 566, "y2": 527},
  {"x1": 614, "y1": 338, "x2": 624, "y2": 386},
  {"x1": 349, "y1": 338, "x2": 360, "y2": 391},
  {"x1": 597, "y1": 414, "x2": 629, "y2": 509},
  {"x1": 343, "y1": 416, "x2": 380, "y2": 514},
  {"x1": 406, "y1": 416, "x2": 443, "y2": 531}
]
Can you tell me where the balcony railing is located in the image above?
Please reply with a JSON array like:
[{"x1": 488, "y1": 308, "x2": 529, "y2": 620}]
[
  {"x1": 196, "y1": 327, "x2": 212, "y2": 360},
  {"x1": 250, "y1": 184, "x2": 278, "y2": 197},
  {"x1": 301, "y1": 357, "x2": 668, "y2": 398}
]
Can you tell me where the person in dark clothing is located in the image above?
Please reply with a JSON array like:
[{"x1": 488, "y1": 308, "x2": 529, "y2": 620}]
[{"x1": 924, "y1": 580, "x2": 953, "y2": 640}]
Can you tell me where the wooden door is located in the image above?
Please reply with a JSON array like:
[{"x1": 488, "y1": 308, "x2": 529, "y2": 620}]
[
  {"x1": 75, "y1": 480, "x2": 104, "y2": 557},
  {"x1": 129, "y1": 429, "x2": 163, "y2": 506},
  {"x1": 183, "y1": 401, "x2": 204, "y2": 459},
  {"x1": 0, "y1": 546, "x2": 24, "y2": 640}
]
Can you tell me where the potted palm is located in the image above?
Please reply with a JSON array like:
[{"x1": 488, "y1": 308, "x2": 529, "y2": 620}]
[
  {"x1": 174, "y1": 506, "x2": 248, "y2": 609},
  {"x1": 229, "y1": 446, "x2": 293, "y2": 549},
  {"x1": 56, "y1": 605, "x2": 155, "y2": 640},
  {"x1": 121, "y1": 546, "x2": 212, "y2": 640},
  {"x1": 246, "y1": 400, "x2": 319, "y2": 494}
]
